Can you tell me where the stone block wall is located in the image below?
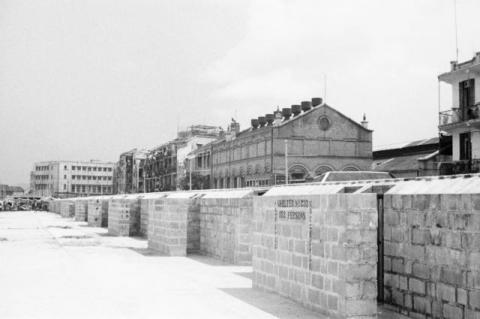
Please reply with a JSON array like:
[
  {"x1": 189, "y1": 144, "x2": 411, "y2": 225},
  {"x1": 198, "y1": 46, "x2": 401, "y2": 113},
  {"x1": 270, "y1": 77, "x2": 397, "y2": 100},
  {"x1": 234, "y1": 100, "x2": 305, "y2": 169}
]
[
  {"x1": 87, "y1": 199, "x2": 103, "y2": 227},
  {"x1": 147, "y1": 197, "x2": 197, "y2": 256},
  {"x1": 253, "y1": 193, "x2": 378, "y2": 319},
  {"x1": 108, "y1": 196, "x2": 141, "y2": 236},
  {"x1": 199, "y1": 197, "x2": 253, "y2": 265},
  {"x1": 383, "y1": 194, "x2": 480, "y2": 318},
  {"x1": 74, "y1": 199, "x2": 88, "y2": 222},
  {"x1": 140, "y1": 194, "x2": 168, "y2": 238},
  {"x1": 60, "y1": 200, "x2": 73, "y2": 217}
]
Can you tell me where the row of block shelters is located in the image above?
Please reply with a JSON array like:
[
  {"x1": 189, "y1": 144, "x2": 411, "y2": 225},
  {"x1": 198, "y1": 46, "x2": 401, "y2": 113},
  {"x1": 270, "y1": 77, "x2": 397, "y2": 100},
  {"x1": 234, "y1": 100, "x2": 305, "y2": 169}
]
[{"x1": 47, "y1": 173, "x2": 480, "y2": 319}]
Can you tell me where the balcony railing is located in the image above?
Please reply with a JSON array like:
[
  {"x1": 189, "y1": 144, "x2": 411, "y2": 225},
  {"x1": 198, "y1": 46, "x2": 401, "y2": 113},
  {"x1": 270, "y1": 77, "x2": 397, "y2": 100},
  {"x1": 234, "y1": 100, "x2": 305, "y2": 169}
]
[
  {"x1": 438, "y1": 159, "x2": 480, "y2": 175},
  {"x1": 439, "y1": 104, "x2": 480, "y2": 126}
]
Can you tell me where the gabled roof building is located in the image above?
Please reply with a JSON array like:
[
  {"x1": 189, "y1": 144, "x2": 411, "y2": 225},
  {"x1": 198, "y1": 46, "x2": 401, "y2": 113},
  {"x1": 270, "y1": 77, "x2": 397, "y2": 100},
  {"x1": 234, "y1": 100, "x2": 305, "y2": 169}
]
[{"x1": 186, "y1": 97, "x2": 373, "y2": 189}]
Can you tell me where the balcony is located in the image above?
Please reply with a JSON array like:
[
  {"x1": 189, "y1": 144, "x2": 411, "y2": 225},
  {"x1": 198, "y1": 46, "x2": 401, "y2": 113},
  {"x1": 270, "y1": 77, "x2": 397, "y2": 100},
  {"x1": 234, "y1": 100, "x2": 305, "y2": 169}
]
[
  {"x1": 438, "y1": 159, "x2": 480, "y2": 175},
  {"x1": 439, "y1": 104, "x2": 480, "y2": 131}
]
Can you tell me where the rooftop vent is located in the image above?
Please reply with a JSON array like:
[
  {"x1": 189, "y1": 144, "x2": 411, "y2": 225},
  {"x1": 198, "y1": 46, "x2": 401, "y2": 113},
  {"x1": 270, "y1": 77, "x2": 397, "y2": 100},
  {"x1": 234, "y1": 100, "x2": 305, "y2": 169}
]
[
  {"x1": 282, "y1": 108, "x2": 292, "y2": 120},
  {"x1": 266, "y1": 114, "x2": 274, "y2": 126},
  {"x1": 301, "y1": 101, "x2": 311, "y2": 112},
  {"x1": 291, "y1": 105, "x2": 301, "y2": 117},
  {"x1": 312, "y1": 97, "x2": 323, "y2": 107},
  {"x1": 258, "y1": 116, "x2": 267, "y2": 127},
  {"x1": 251, "y1": 119, "x2": 259, "y2": 129}
]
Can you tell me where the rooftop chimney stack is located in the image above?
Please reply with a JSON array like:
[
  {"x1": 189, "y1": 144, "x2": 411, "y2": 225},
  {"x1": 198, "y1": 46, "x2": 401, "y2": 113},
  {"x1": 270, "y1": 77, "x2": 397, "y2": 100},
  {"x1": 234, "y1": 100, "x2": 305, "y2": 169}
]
[
  {"x1": 282, "y1": 108, "x2": 292, "y2": 120},
  {"x1": 291, "y1": 105, "x2": 301, "y2": 117},
  {"x1": 266, "y1": 114, "x2": 274, "y2": 126},
  {"x1": 361, "y1": 113, "x2": 369, "y2": 129},
  {"x1": 258, "y1": 116, "x2": 267, "y2": 127},
  {"x1": 251, "y1": 119, "x2": 259, "y2": 130},
  {"x1": 301, "y1": 101, "x2": 312, "y2": 112},
  {"x1": 311, "y1": 97, "x2": 323, "y2": 107}
]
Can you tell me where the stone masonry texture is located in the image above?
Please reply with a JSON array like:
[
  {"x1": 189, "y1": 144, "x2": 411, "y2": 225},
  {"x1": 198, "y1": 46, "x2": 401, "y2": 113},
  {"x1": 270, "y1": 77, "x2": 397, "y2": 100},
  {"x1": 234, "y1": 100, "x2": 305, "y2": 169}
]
[
  {"x1": 147, "y1": 196, "x2": 197, "y2": 256},
  {"x1": 74, "y1": 199, "x2": 88, "y2": 222},
  {"x1": 199, "y1": 197, "x2": 253, "y2": 265},
  {"x1": 252, "y1": 193, "x2": 378, "y2": 319},
  {"x1": 87, "y1": 198, "x2": 108, "y2": 227},
  {"x1": 107, "y1": 196, "x2": 141, "y2": 236},
  {"x1": 383, "y1": 194, "x2": 480, "y2": 319}
]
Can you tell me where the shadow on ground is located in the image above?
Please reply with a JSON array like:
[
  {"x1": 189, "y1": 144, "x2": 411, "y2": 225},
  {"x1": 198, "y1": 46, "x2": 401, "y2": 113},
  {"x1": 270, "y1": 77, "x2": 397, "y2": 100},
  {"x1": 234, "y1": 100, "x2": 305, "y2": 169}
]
[
  {"x1": 186, "y1": 254, "x2": 235, "y2": 266},
  {"x1": 220, "y1": 287, "x2": 320, "y2": 319},
  {"x1": 234, "y1": 271, "x2": 253, "y2": 280}
]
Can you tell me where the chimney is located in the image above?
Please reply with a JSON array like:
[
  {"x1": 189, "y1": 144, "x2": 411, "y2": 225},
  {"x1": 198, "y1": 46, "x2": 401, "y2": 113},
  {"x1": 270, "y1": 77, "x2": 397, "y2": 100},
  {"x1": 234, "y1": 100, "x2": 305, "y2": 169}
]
[
  {"x1": 361, "y1": 113, "x2": 369, "y2": 129},
  {"x1": 282, "y1": 108, "x2": 292, "y2": 120},
  {"x1": 258, "y1": 116, "x2": 267, "y2": 127},
  {"x1": 450, "y1": 60, "x2": 457, "y2": 71},
  {"x1": 301, "y1": 101, "x2": 311, "y2": 112},
  {"x1": 274, "y1": 108, "x2": 283, "y2": 126},
  {"x1": 251, "y1": 119, "x2": 259, "y2": 130},
  {"x1": 311, "y1": 97, "x2": 323, "y2": 107},
  {"x1": 266, "y1": 114, "x2": 274, "y2": 126},
  {"x1": 291, "y1": 105, "x2": 301, "y2": 117},
  {"x1": 229, "y1": 119, "x2": 240, "y2": 134}
]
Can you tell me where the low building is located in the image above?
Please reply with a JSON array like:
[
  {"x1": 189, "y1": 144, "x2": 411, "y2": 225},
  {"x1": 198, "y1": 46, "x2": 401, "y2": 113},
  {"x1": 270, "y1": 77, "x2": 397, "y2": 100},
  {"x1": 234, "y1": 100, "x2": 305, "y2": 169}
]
[
  {"x1": 372, "y1": 137, "x2": 450, "y2": 178},
  {"x1": 30, "y1": 160, "x2": 115, "y2": 198},
  {"x1": 143, "y1": 125, "x2": 222, "y2": 191},
  {"x1": 438, "y1": 52, "x2": 480, "y2": 174},
  {"x1": 186, "y1": 97, "x2": 373, "y2": 189},
  {"x1": 0, "y1": 185, "x2": 24, "y2": 199}
]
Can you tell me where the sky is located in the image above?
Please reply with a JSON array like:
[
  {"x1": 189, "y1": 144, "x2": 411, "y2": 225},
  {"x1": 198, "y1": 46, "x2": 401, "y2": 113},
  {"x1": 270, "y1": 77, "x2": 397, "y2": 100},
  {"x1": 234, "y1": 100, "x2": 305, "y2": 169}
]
[{"x1": 1, "y1": 0, "x2": 480, "y2": 187}]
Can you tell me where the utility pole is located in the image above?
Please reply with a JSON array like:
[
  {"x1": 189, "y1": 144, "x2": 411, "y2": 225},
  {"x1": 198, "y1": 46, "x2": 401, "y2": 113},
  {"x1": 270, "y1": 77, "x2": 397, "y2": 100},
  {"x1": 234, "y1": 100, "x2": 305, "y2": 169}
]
[
  {"x1": 189, "y1": 157, "x2": 192, "y2": 191},
  {"x1": 284, "y1": 139, "x2": 288, "y2": 185}
]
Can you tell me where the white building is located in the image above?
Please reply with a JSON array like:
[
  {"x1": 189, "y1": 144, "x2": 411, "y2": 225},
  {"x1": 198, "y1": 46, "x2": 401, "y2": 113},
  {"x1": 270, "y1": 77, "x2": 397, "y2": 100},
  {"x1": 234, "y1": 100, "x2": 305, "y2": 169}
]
[
  {"x1": 439, "y1": 52, "x2": 480, "y2": 173},
  {"x1": 30, "y1": 160, "x2": 115, "y2": 198}
]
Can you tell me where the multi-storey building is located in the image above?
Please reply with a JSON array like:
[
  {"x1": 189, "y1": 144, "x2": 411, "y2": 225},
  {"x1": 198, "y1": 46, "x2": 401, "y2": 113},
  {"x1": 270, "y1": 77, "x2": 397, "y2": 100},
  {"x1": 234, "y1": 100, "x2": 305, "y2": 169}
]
[
  {"x1": 438, "y1": 52, "x2": 480, "y2": 174},
  {"x1": 30, "y1": 160, "x2": 115, "y2": 198},
  {"x1": 113, "y1": 149, "x2": 148, "y2": 194},
  {"x1": 186, "y1": 97, "x2": 373, "y2": 189},
  {"x1": 143, "y1": 125, "x2": 222, "y2": 191}
]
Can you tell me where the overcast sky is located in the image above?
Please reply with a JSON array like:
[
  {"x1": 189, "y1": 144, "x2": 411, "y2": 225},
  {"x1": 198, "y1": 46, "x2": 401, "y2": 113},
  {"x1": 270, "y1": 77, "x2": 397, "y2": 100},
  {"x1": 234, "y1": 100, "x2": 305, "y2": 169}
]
[{"x1": 1, "y1": 0, "x2": 480, "y2": 186}]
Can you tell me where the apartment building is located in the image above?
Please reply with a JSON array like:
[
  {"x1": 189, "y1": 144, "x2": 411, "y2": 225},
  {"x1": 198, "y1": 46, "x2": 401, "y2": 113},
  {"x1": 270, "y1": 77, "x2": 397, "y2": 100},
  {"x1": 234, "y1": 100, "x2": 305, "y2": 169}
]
[{"x1": 30, "y1": 160, "x2": 115, "y2": 198}]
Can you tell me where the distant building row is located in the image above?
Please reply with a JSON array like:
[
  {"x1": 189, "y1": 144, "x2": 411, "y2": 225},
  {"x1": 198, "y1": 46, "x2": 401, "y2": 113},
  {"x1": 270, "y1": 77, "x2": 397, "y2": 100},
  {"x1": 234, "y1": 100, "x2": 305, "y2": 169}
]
[{"x1": 113, "y1": 97, "x2": 373, "y2": 193}]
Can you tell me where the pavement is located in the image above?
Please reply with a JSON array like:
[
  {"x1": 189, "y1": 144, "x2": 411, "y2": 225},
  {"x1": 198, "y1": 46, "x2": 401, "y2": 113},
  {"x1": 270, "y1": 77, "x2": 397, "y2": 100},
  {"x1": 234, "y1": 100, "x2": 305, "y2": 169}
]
[{"x1": 0, "y1": 211, "x2": 409, "y2": 319}]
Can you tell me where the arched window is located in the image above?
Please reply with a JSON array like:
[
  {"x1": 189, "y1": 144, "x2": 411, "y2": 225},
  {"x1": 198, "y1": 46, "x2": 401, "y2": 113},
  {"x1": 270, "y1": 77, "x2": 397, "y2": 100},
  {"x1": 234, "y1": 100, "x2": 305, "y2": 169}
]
[
  {"x1": 314, "y1": 165, "x2": 334, "y2": 176},
  {"x1": 289, "y1": 165, "x2": 308, "y2": 183},
  {"x1": 343, "y1": 166, "x2": 360, "y2": 171}
]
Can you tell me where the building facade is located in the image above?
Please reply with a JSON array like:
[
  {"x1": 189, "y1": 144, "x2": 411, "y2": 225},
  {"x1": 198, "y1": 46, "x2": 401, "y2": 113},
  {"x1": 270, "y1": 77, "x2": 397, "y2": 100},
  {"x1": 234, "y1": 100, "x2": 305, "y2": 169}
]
[
  {"x1": 438, "y1": 52, "x2": 480, "y2": 174},
  {"x1": 186, "y1": 97, "x2": 373, "y2": 189},
  {"x1": 143, "y1": 125, "x2": 222, "y2": 192},
  {"x1": 30, "y1": 160, "x2": 115, "y2": 198},
  {"x1": 113, "y1": 149, "x2": 148, "y2": 194}
]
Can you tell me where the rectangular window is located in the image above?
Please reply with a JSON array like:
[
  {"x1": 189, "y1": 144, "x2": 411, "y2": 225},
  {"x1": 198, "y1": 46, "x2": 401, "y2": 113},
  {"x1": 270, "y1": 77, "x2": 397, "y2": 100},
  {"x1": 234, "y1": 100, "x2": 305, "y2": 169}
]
[
  {"x1": 460, "y1": 132, "x2": 472, "y2": 160},
  {"x1": 459, "y1": 79, "x2": 475, "y2": 120}
]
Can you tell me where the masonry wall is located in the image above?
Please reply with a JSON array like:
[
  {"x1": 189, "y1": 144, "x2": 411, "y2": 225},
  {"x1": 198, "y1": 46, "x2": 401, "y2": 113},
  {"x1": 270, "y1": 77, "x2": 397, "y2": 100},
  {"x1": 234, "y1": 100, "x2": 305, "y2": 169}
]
[
  {"x1": 87, "y1": 199, "x2": 103, "y2": 227},
  {"x1": 253, "y1": 193, "x2": 378, "y2": 319},
  {"x1": 60, "y1": 200, "x2": 74, "y2": 218},
  {"x1": 383, "y1": 194, "x2": 480, "y2": 319},
  {"x1": 147, "y1": 197, "x2": 198, "y2": 256},
  {"x1": 74, "y1": 199, "x2": 88, "y2": 222},
  {"x1": 108, "y1": 196, "x2": 141, "y2": 236},
  {"x1": 199, "y1": 197, "x2": 253, "y2": 265}
]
